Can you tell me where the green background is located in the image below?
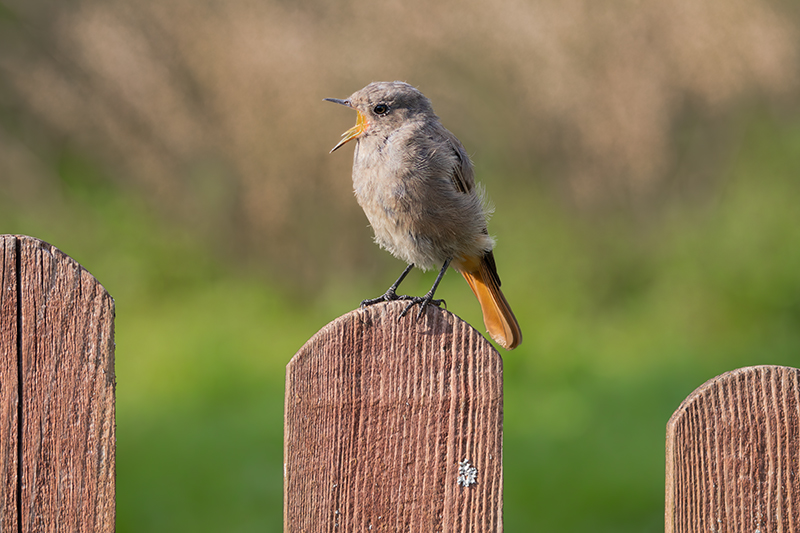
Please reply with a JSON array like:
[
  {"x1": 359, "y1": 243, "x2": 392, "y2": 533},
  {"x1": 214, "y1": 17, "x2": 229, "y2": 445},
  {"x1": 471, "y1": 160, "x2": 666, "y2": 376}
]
[{"x1": 2, "y1": 0, "x2": 799, "y2": 530}]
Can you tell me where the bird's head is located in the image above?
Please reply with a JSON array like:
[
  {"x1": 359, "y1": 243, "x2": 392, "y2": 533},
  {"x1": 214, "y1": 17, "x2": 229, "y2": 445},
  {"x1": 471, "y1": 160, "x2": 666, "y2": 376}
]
[{"x1": 325, "y1": 81, "x2": 434, "y2": 153}]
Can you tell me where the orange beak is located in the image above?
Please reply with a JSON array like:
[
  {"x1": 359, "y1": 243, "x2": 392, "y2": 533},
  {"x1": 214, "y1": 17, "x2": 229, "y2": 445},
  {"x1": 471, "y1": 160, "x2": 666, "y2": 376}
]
[{"x1": 325, "y1": 98, "x2": 368, "y2": 153}]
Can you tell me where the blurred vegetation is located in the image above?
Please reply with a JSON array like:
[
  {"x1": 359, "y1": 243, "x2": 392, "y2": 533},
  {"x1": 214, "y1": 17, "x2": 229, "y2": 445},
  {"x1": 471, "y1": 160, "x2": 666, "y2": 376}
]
[{"x1": 1, "y1": 0, "x2": 800, "y2": 531}]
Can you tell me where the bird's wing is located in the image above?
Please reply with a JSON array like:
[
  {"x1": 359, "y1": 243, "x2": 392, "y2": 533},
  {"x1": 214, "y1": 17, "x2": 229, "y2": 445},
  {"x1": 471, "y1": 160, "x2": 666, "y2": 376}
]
[
  {"x1": 444, "y1": 132, "x2": 501, "y2": 286},
  {"x1": 445, "y1": 133, "x2": 475, "y2": 194}
]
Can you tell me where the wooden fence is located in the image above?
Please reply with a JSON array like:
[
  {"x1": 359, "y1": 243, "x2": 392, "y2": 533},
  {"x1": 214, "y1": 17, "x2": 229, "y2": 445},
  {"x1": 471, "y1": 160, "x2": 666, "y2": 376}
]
[
  {"x1": 0, "y1": 235, "x2": 797, "y2": 532},
  {"x1": 0, "y1": 235, "x2": 115, "y2": 532},
  {"x1": 286, "y1": 307, "x2": 800, "y2": 532},
  {"x1": 666, "y1": 365, "x2": 800, "y2": 532},
  {"x1": 284, "y1": 301, "x2": 503, "y2": 531}
]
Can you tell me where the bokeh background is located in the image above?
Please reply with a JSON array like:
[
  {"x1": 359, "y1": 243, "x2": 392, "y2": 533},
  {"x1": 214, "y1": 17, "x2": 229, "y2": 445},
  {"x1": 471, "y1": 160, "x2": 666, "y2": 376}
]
[{"x1": 2, "y1": 0, "x2": 800, "y2": 530}]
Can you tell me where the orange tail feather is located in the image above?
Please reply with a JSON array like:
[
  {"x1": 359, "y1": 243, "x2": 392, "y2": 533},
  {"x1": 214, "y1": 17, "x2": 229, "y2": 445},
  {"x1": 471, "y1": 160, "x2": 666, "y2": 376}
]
[{"x1": 458, "y1": 256, "x2": 522, "y2": 350}]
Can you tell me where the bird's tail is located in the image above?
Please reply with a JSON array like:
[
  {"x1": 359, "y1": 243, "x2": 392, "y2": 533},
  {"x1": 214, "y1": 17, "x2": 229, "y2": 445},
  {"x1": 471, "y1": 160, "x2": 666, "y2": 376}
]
[{"x1": 457, "y1": 253, "x2": 522, "y2": 350}]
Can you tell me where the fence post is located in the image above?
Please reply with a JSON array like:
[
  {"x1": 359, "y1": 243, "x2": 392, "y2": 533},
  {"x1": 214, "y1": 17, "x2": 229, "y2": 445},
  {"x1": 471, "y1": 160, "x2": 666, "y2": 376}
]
[
  {"x1": 666, "y1": 365, "x2": 800, "y2": 532},
  {"x1": 0, "y1": 235, "x2": 115, "y2": 532},
  {"x1": 284, "y1": 300, "x2": 504, "y2": 532}
]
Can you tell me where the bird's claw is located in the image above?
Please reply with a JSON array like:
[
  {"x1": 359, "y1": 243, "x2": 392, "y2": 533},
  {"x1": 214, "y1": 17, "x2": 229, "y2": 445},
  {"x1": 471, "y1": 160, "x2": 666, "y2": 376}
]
[
  {"x1": 361, "y1": 290, "x2": 444, "y2": 320},
  {"x1": 361, "y1": 289, "x2": 411, "y2": 307},
  {"x1": 399, "y1": 294, "x2": 446, "y2": 320}
]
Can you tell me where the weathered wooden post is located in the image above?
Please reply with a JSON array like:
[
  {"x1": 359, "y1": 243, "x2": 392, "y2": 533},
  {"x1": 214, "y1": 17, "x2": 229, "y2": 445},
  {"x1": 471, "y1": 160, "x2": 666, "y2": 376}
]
[
  {"x1": 284, "y1": 301, "x2": 503, "y2": 531},
  {"x1": 0, "y1": 235, "x2": 115, "y2": 532},
  {"x1": 666, "y1": 365, "x2": 800, "y2": 532}
]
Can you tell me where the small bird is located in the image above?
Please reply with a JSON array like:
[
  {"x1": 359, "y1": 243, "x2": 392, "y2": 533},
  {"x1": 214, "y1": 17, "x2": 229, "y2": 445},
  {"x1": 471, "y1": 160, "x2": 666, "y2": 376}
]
[{"x1": 326, "y1": 81, "x2": 522, "y2": 350}]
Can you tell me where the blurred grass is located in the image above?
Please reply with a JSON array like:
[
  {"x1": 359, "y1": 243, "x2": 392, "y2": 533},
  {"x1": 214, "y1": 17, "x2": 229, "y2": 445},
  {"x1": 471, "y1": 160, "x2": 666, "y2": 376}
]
[
  {"x1": 2, "y1": 102, "x2": 799, "y2": 530},
  {"x1": 1, "y1": 0, "x2": 799, "y2": 527}
]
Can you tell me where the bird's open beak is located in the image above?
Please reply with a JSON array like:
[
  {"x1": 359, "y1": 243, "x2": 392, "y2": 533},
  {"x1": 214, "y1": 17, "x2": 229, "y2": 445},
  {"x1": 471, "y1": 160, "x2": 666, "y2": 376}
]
[{"x1": 325, "y1": 98, "x2": 368, "y2": 153}]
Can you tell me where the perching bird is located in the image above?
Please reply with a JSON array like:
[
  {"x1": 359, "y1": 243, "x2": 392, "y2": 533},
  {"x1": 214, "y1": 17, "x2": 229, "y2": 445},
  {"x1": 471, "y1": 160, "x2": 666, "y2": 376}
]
[{"x1": 326, "y1": 81, "x2": 522, "y2": 350}]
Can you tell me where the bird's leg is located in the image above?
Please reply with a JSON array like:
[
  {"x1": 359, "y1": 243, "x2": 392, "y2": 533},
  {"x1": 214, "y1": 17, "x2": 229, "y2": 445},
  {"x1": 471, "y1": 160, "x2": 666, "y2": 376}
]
[
  {"x1": 400, "y1": 258, "x2": 451, "y2": 319},
  {"x1": 361, "y1": 263, "x2": 415, "y2": 307}
]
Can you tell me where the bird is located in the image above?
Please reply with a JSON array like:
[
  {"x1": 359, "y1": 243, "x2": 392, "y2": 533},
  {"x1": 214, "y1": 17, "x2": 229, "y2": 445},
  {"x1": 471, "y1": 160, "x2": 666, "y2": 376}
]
[{"x1": 325, "y1": 81, "x2": 522, "y2": 350}]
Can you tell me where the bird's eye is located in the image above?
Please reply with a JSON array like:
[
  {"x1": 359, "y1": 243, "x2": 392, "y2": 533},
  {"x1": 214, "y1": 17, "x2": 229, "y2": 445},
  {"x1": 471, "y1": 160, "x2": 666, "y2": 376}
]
[{"x1": 373, "y1": 103, "x2": 389, "y2": 116}]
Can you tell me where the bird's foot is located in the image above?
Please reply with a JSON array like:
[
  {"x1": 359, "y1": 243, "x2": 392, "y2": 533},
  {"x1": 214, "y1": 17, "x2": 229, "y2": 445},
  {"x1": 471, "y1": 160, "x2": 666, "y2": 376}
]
[
  {"x1": 361, "y1": 290, "x2": 445, "y2": 319},
  {"x1": 399, "y1": 293, "x2": 446, "y2": 320},
  {"x1": 361, "y1": 289, "x2": 412, "y2": 307}
]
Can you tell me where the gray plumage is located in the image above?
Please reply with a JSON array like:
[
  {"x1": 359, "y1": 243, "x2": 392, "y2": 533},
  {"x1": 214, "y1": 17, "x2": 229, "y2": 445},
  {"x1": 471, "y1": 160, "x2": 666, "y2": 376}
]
[{"x1": 332, "y1": 81, "x2": 494, "y2": 271}]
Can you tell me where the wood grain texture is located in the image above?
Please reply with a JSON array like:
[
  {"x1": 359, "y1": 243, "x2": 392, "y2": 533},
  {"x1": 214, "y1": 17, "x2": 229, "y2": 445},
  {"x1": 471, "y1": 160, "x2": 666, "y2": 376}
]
[
  {"x1": 0, "y1": 236, "x2": 20, "y2": 532},
  {"x1": 666, "y1": 365, "x2": 800, "y2": 533},
  {"x1": 0, "y1": 235, "x2": 116, "y2": 532},
  {"x1": 285, "y1": 301, "x2": 503, "y2": 532}
]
